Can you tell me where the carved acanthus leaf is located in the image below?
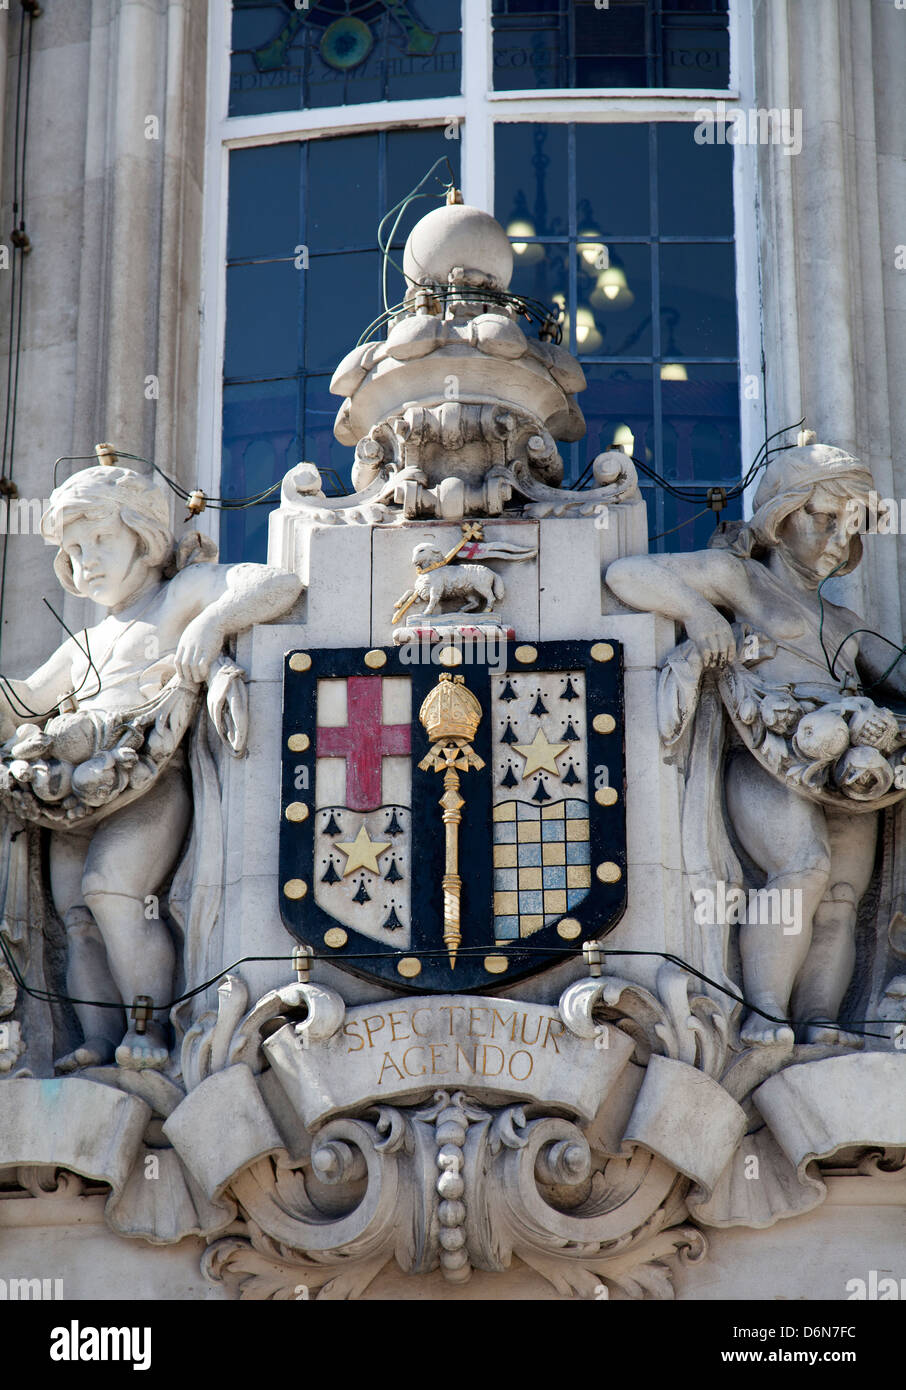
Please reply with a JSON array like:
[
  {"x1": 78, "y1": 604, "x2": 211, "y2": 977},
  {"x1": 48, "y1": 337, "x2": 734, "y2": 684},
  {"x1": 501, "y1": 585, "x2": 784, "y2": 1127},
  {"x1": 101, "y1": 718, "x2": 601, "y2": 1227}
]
[{"x1": 203, "y1": 1221, "x2": 392, "y2": 1301}]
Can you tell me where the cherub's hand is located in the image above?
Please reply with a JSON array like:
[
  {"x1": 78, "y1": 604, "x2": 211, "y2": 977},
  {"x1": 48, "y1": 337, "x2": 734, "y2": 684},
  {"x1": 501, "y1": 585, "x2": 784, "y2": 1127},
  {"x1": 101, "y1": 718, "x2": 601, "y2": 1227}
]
[
  {"x1": 174, "y1": 613, "x2": 225, "y2": 684},
  {"x1": 684, "y1": 609, "x2": 737, "y2": 669}
]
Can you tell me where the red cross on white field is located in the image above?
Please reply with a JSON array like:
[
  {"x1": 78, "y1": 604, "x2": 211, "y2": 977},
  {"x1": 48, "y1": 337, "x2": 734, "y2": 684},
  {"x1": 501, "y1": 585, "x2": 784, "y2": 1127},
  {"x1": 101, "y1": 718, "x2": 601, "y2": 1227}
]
[{"x1": 316, "y1": 676, "x2": 411, "y2": 811}]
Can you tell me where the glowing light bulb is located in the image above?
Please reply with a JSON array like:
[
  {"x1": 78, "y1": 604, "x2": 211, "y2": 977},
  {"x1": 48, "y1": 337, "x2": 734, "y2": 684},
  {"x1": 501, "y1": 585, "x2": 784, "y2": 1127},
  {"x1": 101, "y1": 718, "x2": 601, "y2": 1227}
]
[
  {"x1": 612, "y1": 424, "x2": 635, "y2": 456},
  {"x1": 575, "y1": 308, "x2": 594, "y2": 344},
  {"x1": 591, "y1": 264, "x2": 633, "y2": 309},
  {"x1": 574, "y1": 307, "x2": 602, "y2": 352},
  {"x1": 579, "y1": 239, "x2": 607, "y2": 270},
  {"x1": 601, "y1": 267, "x2": 625, "y2": 300},
  {"x1": 506, "y1": 219, "x2": 543, "y2": 262}
]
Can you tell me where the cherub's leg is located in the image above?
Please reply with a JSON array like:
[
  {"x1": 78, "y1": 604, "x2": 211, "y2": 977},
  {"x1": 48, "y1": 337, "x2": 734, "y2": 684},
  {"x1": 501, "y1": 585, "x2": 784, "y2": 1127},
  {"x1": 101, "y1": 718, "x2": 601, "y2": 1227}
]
[
  {"x1": 725, "y1": 754, "x2": 831, "y2": 1045},
  {"x1": 50, "y1": 829, "x2": 124, "y2": 1073},
  {"x1": 81, "y1": 766, "x2": 191, "y2": 1070},
  {"x1": 793, "y1": 809, "x2": 876, "y2": 1047}
]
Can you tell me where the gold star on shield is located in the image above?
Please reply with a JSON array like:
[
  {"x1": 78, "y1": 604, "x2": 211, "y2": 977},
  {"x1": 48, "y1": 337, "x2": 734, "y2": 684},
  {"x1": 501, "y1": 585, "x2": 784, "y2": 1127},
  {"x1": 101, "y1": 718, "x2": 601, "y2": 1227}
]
[
  {"x1": 512, "y1": 726, "x2": 570, "y2": 779},
  {"x1": 334, "y1": 823, "x2": 392, "y2": 877}
]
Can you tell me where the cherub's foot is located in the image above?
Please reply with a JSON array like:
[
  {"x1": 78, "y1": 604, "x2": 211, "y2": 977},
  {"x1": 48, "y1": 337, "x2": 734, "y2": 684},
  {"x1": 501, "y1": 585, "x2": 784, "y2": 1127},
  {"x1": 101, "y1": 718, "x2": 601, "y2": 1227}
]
[
  {"x1": 740, "y1": 1008, "x2": 795, "y2": 1047},
  {"x1": 114, "y1": 1023, "x2": 170, "y2": 1071},
  {"x1": 54, "y1": 1037, "x2": 117, "y2": 1074},
  {"x1": 803, "y1": 1023, "x2": 864, "y2": 1049}
]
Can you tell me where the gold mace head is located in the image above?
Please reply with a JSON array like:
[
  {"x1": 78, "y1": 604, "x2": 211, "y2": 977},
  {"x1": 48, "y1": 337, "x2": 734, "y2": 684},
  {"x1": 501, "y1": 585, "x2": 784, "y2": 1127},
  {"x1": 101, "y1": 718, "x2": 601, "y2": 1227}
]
[{"x1": 418, "y1": 673, "x2": 483, "y2": 745}]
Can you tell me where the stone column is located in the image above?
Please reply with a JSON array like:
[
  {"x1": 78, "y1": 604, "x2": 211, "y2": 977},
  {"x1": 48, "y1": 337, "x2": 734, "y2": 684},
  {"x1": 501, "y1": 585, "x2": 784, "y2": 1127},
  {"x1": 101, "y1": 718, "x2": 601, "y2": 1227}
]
[
  {"x1": 754, "y1": 0, "x2": 905, "y2": 636},
  {"x1": 0, "y1": 0, "x2": 207, "y2": 670}
]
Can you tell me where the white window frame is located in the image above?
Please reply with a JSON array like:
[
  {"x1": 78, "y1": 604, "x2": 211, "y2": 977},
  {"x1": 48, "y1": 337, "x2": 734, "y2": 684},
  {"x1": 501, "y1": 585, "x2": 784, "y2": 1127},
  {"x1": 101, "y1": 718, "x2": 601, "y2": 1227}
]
[{"x1": 196, "y1": 0, "x2": 762, "y2": 548}]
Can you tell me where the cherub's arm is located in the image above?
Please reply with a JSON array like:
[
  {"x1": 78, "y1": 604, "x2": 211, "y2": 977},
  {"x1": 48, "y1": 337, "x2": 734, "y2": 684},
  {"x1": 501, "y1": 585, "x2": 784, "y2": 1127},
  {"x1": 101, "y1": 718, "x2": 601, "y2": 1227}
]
[
  {"x1": 606, "y1": 549, "x2": 749, "y2": 668},
  {"x1": 0, "y1": 639, "x2": 78, "y2": 741},
  {"x1": 171, "y1": 562, "x2": 303, "y2": 683}
]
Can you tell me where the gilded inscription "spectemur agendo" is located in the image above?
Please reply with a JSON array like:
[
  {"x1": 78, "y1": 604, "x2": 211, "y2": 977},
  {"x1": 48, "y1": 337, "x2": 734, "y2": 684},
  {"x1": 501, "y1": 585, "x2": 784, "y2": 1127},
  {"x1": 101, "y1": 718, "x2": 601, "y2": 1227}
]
[{"x1": 341, "y1": 1004, "x2": 567, "y2": 1086}]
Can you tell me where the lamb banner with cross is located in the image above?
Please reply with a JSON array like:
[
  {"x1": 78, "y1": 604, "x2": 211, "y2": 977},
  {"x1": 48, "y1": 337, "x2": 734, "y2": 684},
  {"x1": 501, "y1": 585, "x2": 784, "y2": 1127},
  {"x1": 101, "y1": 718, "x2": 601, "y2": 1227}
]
[{"x1": 279, "y1": 640, "x2": 627, "y2": 993}]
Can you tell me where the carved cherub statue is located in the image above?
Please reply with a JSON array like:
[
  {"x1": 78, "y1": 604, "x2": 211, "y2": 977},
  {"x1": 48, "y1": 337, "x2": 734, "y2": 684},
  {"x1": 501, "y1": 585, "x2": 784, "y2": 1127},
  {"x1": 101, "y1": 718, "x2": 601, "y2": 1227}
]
[
  {"x1": 0, "y1": 465, "x2": 301, "y2": 1071},
  {"x1": 607, "y1": 443, "x2": 906, "y2": 1048}
]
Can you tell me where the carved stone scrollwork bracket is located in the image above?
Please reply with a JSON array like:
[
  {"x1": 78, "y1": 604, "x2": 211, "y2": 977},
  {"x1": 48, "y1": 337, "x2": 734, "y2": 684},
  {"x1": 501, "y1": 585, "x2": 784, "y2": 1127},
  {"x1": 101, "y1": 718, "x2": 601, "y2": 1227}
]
[
  {"x1": 198, "y1": 968, "x2": 718, "y2": 1301},
  {"x1": 279, "y1": 429, "x2": 640, "y2": 526}
]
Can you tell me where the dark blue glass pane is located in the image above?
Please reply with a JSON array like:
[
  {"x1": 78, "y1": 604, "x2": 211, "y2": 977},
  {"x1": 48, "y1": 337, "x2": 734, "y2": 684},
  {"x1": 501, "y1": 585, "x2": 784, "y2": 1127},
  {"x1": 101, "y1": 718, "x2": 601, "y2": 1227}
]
[
  {"x1": 661, "y1": 9, "x2": 730, "y2": 89},
  {"x1": 229, "y1": 1, "x2": 307, "y2": 117},
  {"x1": 228, "y1": 144, "x2": 302, "y2": 262},
  {"x1": 659, "y1": 243, "x2": 737, "y2": 356},
  {"x1": 230, "y1": 1, "x2": 462, "y2": 118},
  {"x1": 656, "y1": 492, "x2": 741, "y2": 552},
  {"x1": 495, "y1": 125, "x2": 568, "y2": 240},
  {"x1": 307, "y1": 133, "x2": 380, "y2": 252},
  {"x1": 381, "y1": 1, "x2": 462, "y2": 101},
  {"x1": 657, "y1": 124, "x2": 733, "y2": 235},
  {"x1": 661, "y1": 363, "x2": 740, "y2": 481},
  {"x1": 224, "y1": 260, "x2": 301, "y2": 380},
  {"x1": 493, "y1": 18, "x2": 562, "y2": 91},
  {"x1": 575, "y1": 124, "x2": 649, "y2": 237},
  {"x1": 508, "y1": 242, "x2": 569, "y2": 326},
  {"x1": 579, "y1": 363, "x2": 654, "y2": 474},
  {"x1": 303, "y1": 374, "x2": 355, "y2": 491},
  {"x1": 386, "y1": 127, "x2": 461, "y2": 252},
  {"x1": 491, "y1": 0, "x2": 729, "y2": 92},
  {"x1": 578, "y1": 242, "x2": 652, "y2": 357},
  {"x1": 221, "y1": 378, "x2": 300, "y2": 563},
  {"x1": 574, "y1": 1, "x2": 647, "y2": 88},
  {"x1": 305, "y1": 251, "x2": 381, "y2": 371}
]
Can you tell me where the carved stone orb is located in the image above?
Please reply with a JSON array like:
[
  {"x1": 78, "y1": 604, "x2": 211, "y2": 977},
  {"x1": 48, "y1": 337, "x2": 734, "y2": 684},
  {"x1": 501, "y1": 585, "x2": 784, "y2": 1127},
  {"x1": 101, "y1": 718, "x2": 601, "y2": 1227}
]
[{"x1": 403, "y1": 203, "x2": 515, "y2": 291}]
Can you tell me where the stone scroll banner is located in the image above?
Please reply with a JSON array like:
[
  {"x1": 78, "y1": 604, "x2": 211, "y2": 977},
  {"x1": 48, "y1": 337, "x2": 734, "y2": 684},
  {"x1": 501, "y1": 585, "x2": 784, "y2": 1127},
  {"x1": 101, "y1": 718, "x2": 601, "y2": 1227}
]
[
  {"x1": 0, "y1": 1077, "x2": 149, "y2": 1192},
  {"x1": 8, "y1": 1007, "x2": 906, "y2": 1245},
  {"x1": 754, "y1": 1053, "x2": 906, "y2": 1172},
  {"x1": 263, "y1": 995, "x2": 636, "y2": 1129},
  {"x1": 164, "y1": 1000, "x2": 748, "y2": 1210}
]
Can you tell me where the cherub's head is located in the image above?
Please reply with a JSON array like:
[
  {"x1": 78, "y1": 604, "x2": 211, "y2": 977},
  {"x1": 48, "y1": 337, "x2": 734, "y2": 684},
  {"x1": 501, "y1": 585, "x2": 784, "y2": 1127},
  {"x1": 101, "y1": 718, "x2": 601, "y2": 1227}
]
[
  {"x1": 739, "y1": 444, "x2": 873, "y2": 586},
  {"x1": 41, "y1": 466, "x2": 174, "y2": 607}
]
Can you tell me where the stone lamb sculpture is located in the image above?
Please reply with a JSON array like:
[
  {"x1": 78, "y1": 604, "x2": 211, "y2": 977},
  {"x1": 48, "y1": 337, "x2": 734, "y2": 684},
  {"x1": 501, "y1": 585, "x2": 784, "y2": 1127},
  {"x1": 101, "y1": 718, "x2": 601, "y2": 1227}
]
[
  {"x1": 392, "y1": 536, "x2": 539, "y2": 626},
  {"x1": 403, "y1": 541, "x2": 505, "y2": 616},
  {"x1": 607, "y1": 442, "x2": 906, "y2": 1049},
  {"x1": 0, "y1": 464, "x2": 301, "y2": 1072}
]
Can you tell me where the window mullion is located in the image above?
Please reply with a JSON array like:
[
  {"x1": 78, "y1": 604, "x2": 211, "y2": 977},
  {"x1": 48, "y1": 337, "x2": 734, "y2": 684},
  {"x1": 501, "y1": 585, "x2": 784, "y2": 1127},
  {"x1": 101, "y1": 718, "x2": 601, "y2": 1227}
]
[{"x1": 462, "y1": 0, "x2": 493, "y2": 209}]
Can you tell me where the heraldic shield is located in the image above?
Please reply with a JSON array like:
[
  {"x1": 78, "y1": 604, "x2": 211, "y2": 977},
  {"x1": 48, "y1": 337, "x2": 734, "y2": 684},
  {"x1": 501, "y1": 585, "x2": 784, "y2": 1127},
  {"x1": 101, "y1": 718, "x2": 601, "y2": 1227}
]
[{"x1": 279, "y1": 640, "x2": 626, "y2": 993}]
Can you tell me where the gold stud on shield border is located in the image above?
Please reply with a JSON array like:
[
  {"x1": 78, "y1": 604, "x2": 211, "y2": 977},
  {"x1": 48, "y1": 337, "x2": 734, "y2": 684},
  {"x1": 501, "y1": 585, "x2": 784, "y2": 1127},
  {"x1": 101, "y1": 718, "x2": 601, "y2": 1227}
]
[
  {"x1": 590, "y1": 642, "x2": 614, "y2": 663},
  {"x1": 283, "y1": 878, "x2": 307, "y2": 899},
  {"x1": 596, "y1": 862, "x2": 622, "y2": 884},
  {"x1": 592, "y1": 713, "x2": 616, "y2": 734},
  {"x1": 398, "y1": 957, "x2": 422, "y2": 978},
  {"x1": 285, "y1": 801, "x2": 309, "y2": 822},
  {"x1": 595, "y1": 787, "x2": 618, "y2": 807},
  {"x1": 484, "y1": 954, "x2": 508, "y2": 974},
  {"x1": 324, "y1": 927, "x2": 347, "y2": 949},
  {"x1": 514, "y1": 645, "x2": 537, "y2": 664},
  {"x1": 437, "y1": 646, "x2": 463, "y2": 667},
  {"x1": 289, "y1": 652, "x2": 312, "y2": 672},
  {"x1": 364, "y1": 649, "x2": 386, "y2": 669},
  {"x1": 287, "y1": 733, "x2": 309, "y2": 752},
  {"x1": 557, "y1": 917, "x2": 581, "y2": 940}
]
